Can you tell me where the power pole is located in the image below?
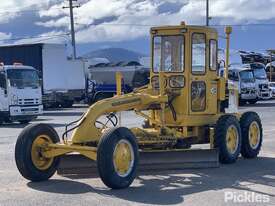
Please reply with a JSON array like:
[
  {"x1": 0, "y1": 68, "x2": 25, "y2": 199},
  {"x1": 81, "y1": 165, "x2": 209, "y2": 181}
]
[
  {"x1": 206, "y1": 0, "x2": 209, "y2": 26},
  {"x1": 63, "y1": 0, "x2": 79, "y2": 59}
]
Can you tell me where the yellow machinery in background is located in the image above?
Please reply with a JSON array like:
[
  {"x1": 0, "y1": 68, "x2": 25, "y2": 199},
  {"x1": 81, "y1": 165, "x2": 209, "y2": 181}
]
[{"x1": 15, "y1": 22, "x2": 263, "y2": 189}]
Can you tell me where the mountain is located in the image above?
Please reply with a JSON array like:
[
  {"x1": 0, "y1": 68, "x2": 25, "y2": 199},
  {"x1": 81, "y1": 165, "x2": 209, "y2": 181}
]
[{"x1": 82, "y1": 48, "x2": 147, "y2": 62}]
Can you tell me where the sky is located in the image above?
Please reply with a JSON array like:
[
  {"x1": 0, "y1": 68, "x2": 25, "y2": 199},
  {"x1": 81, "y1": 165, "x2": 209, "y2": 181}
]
[{"x1": 0, "y1": 0, "x2": 275, "y2": 56}]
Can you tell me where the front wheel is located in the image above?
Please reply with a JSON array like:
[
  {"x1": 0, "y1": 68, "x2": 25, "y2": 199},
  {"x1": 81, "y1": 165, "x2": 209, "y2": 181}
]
[
  {"x1": 214, "y1": 115, "x2": 242, "y2": 164},
  {"x1": 240, "y1": 112, "x2": 263, "y2": 158},
  {"x1": 15, "y1": 124, "x2": 60, "y2": 182},
  {"x1": 97, "y1": 127, "x2": 139, "y2": 189}
]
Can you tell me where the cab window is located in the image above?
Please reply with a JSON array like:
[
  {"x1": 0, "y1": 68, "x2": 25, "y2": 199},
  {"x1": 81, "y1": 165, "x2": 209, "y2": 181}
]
[
  {"x1": 153, "y1": 36, "x2": 184, "y2": 72},
  {"x1": 228, "y1": 70, "x2": 239, "y2": 81},
  {"x1": 209, "y1": 40, "x2": 217, "y2": 70},
  {"x1": 192, "y1": 33, "x2": 206, "y2": 74}
]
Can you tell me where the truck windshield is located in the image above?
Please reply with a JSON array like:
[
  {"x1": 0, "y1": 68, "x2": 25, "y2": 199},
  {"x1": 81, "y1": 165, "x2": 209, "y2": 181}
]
[
  {"x1": 253, "y1": 68, "x2": 267, "y2": 79},
  {"x1": 153, "y1": 36, "x2": 184, "y2": 72},
  {"x1": 7, "y1": 68, "x2": 39, "y2": 89},
  {"x1": 250, "y1": 63, "x2": 267, "y2": 79},
  {"x1": 239, "y1": 71, "x2": 254, "y2": 82}
]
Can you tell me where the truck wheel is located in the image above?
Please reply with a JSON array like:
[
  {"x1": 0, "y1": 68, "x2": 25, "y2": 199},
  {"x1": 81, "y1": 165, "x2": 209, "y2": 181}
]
[
  {"x1": 61, "y1": 101, "x2": 74, "y2": 108},
  {"x1": 239, "y1": 99, "x2": 246, "y2": 106},
  {"x1": 214, "y1": 115, "x2": 242, "y2": 164},
  {"x1": 248, "y1": 100, "x2": 258, "y2": 104},
  {"x1": 15, "y1": 124, "x2": 60, "y2": 182},
  {"x1": 97, "y1": 127, "x2": 139, "y2": 189},
  {"x1": 240, "y1": 112, "x2": 263, "y2": 158}
]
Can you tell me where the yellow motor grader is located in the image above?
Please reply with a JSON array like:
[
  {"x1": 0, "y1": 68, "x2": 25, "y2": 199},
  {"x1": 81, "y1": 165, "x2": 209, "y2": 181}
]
[{"x1": 15, "y1": 22, "x2": 263, "y2": 189}]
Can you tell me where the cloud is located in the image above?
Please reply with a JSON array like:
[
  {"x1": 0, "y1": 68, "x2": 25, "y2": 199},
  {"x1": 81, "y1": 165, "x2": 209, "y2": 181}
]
[
  {"x1": 0, "y1": 0, "x2": 55, "y2": 23},
  {"x1": 12, "y1": 31, "x2": 69, "y2": 45},
  {"x1": 0, "y1": 32, "x2": 12, "y2": 43},
  {"x1": 4, "y1": 0, "x2": 275, "y2": 45}
]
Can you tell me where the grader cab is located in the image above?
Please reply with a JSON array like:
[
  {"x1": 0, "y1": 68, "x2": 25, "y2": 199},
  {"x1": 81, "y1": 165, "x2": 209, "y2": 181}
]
[{"x1": 15, "y1": 22, "x2": 263, "y2": 189}]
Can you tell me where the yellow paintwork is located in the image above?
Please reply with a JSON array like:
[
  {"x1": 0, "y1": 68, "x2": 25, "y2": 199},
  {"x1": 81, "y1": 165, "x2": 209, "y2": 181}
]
[
  {"x1": 31, "y1": 135, "x2": 54, "y2": 170},
  {"x1": 71, "y1": 91, "x2": 168, "y2": 143},
  {"x1": 249, "y1": 121, "x2": 260, "y2": 149},
  {"x1": 34, "y1": 22, "x2": 239, "y2": 161},
  {"x1": 116, "y1": 72, "x2": 122, "y2": 96},
  {"x1": 113, "y1": 139, "x2": 134, "y2": 177},
  {"x1": 224, "y1": 26, "x2": 232, "y2": 80},
  {"x1": 67, "y1": 22, "x2": 233, "y2": 144},
  {"x1": 43, "y1": 143, "x2": 97, "y2": 160},
  {"x1": 226, "y1": 125, "x2": 239, "y2": 154}
]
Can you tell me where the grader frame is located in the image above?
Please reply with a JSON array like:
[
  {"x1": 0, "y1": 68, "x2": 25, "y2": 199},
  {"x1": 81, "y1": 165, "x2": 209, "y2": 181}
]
[{"x1": 15, "y1": 22, "x2": 263, "y2": 189}]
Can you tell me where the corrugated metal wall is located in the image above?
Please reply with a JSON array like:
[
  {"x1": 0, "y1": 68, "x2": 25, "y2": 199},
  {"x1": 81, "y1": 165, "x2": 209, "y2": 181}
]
[{"x1": 0, "y1": 44, "x2": 43, "y2": 77}]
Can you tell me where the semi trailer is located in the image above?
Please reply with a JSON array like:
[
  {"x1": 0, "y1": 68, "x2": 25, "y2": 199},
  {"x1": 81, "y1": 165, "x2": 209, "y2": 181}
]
[{"x1": 0, "y1": 44, "x2": 86, "y2": 108}]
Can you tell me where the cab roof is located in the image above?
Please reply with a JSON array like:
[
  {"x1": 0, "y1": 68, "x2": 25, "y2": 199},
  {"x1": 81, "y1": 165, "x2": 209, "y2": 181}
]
[
  {"x1": 151, "y1": 23, "x2": 217, "y2": 34},
  {"x1": 0, "y1": 65, "x2": 36, "y2": 71}
]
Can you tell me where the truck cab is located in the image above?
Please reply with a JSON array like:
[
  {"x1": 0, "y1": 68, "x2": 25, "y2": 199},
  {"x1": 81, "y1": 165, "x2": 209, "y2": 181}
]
[
  {"x1": 227, "y1": 66, "x2": 257, "y2": 104},
  {"x1": 250, "y1": 63, "x2": 271, "y2": 99},
  {"x1": 0, "y1": 64, "x2": 43, "y2": 124}
]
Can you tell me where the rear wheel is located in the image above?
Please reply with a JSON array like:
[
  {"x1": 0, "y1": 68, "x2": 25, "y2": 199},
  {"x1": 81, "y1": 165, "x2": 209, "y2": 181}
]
[
  {"x1": 15, "y1": 124, "x2": 60, "y2": 182},
  {"x1": 61, "y1": 100, "x2": 74, "y2": 108},
  {"x1": 239, "y1": 99, "x2": 247, "y2": 106},
  {"x1": 214, "y1": 115, "x2": 242, "y2": 164},
  {"x1": 97, "y1": 127, "x2": 139, "y2": 189},
  {"x1": 240, "y1": 112, "x2": 263, "y2": 158}
]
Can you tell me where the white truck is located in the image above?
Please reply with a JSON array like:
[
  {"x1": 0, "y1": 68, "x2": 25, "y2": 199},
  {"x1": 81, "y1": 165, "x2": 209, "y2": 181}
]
[
  {"x1": 219, "y1": 65, "x2": 258, "y2": 105},
  {"x1": 249, "y1": 63, "x2": 271, "y2": 99},
  {"x1": 0, "y1": 64, "x2": 43, "y2": 124},
  {"x1": 219, "y1": 50, "x2": 271, "y2": 100},
  {"x1": 0, "y1": 44, "x2": 86, "y2": 108}
]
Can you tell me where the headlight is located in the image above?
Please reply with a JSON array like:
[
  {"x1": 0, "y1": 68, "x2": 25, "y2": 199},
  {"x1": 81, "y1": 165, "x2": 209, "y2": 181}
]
[
  {"x1": 11, "y1": 95, "x2": 19, "y2": 105},
  {"x1": 151, "y1": 76, "x2": 167, "y2": 89},
  {"x1": 169, "y1": 76, "x2": 185, "y2": 88}
]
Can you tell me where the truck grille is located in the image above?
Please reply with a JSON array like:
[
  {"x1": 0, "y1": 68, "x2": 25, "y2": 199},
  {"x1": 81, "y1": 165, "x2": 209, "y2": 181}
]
[
  {"x1": 259, "y1": 84, "x2": 269, "y2": 90},
  {"x1": 18, "y1": 98, "x2": 39, "y2": 105}
]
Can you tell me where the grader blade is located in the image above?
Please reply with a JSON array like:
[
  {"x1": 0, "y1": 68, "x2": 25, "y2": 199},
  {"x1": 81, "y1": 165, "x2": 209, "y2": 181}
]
[{"x1": 57, "y1": 149, "x2": 219, "y2": 176}]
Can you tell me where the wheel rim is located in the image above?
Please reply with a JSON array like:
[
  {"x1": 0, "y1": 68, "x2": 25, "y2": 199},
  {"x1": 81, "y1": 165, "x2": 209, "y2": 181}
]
[
  {"x1": 31, "y1": 135, "x2": 54, "y2": 170},
  {"x1": 113, "y1": 139, "x2": 134, "y2": 177},
  {"x1": 248, "y1": 121, "x2": 260, "y2": 149},
  {"x1": 226, "y1": 125, "x2": 239, "y2": 154}
]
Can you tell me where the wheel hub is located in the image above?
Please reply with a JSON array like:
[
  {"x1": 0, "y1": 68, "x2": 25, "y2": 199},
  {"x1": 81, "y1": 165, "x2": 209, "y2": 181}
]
[
  {"x1": 31, "y1": 135, "x2": 53, "y2": 170},
  {"x1": 113, "y1": 139, "x2": 134, "y2": 177},
  {"x1": 226, "y1": 125, "x2": 239, "y2": 154},
  {"x1": 249, "y1": 121, "x2": 260, "y2": 149}
]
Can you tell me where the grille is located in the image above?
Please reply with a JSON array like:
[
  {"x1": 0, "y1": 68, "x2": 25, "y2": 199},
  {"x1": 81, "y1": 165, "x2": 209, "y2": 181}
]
[
  {"x1": 18, "y1": 98, "x2": 39, "y2": 105},
  {"x1": 259, "y1": 84, "x2": 269, "y2": 90}
]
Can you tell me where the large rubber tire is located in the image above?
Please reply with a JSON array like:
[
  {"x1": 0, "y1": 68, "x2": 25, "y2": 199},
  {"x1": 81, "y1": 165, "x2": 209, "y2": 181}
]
[
  {"x1": 15, "y1": 124, "x2": 60, "y2": 182},
  {"x1": 97, "y1": 127, "x2": 139, "y2": 189},
  {"x1": 61, "y1": 100, "x2": 74, "y2": 108},
  {"x1": 239, "y1": 99, "x2": 247, "y2": 106},
  {"x1": 240, "y1": 112, "x2": 263, "y2": 158},
  {"x1": 214, "y1": 115, "x2": 242, "y2": 164}
]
